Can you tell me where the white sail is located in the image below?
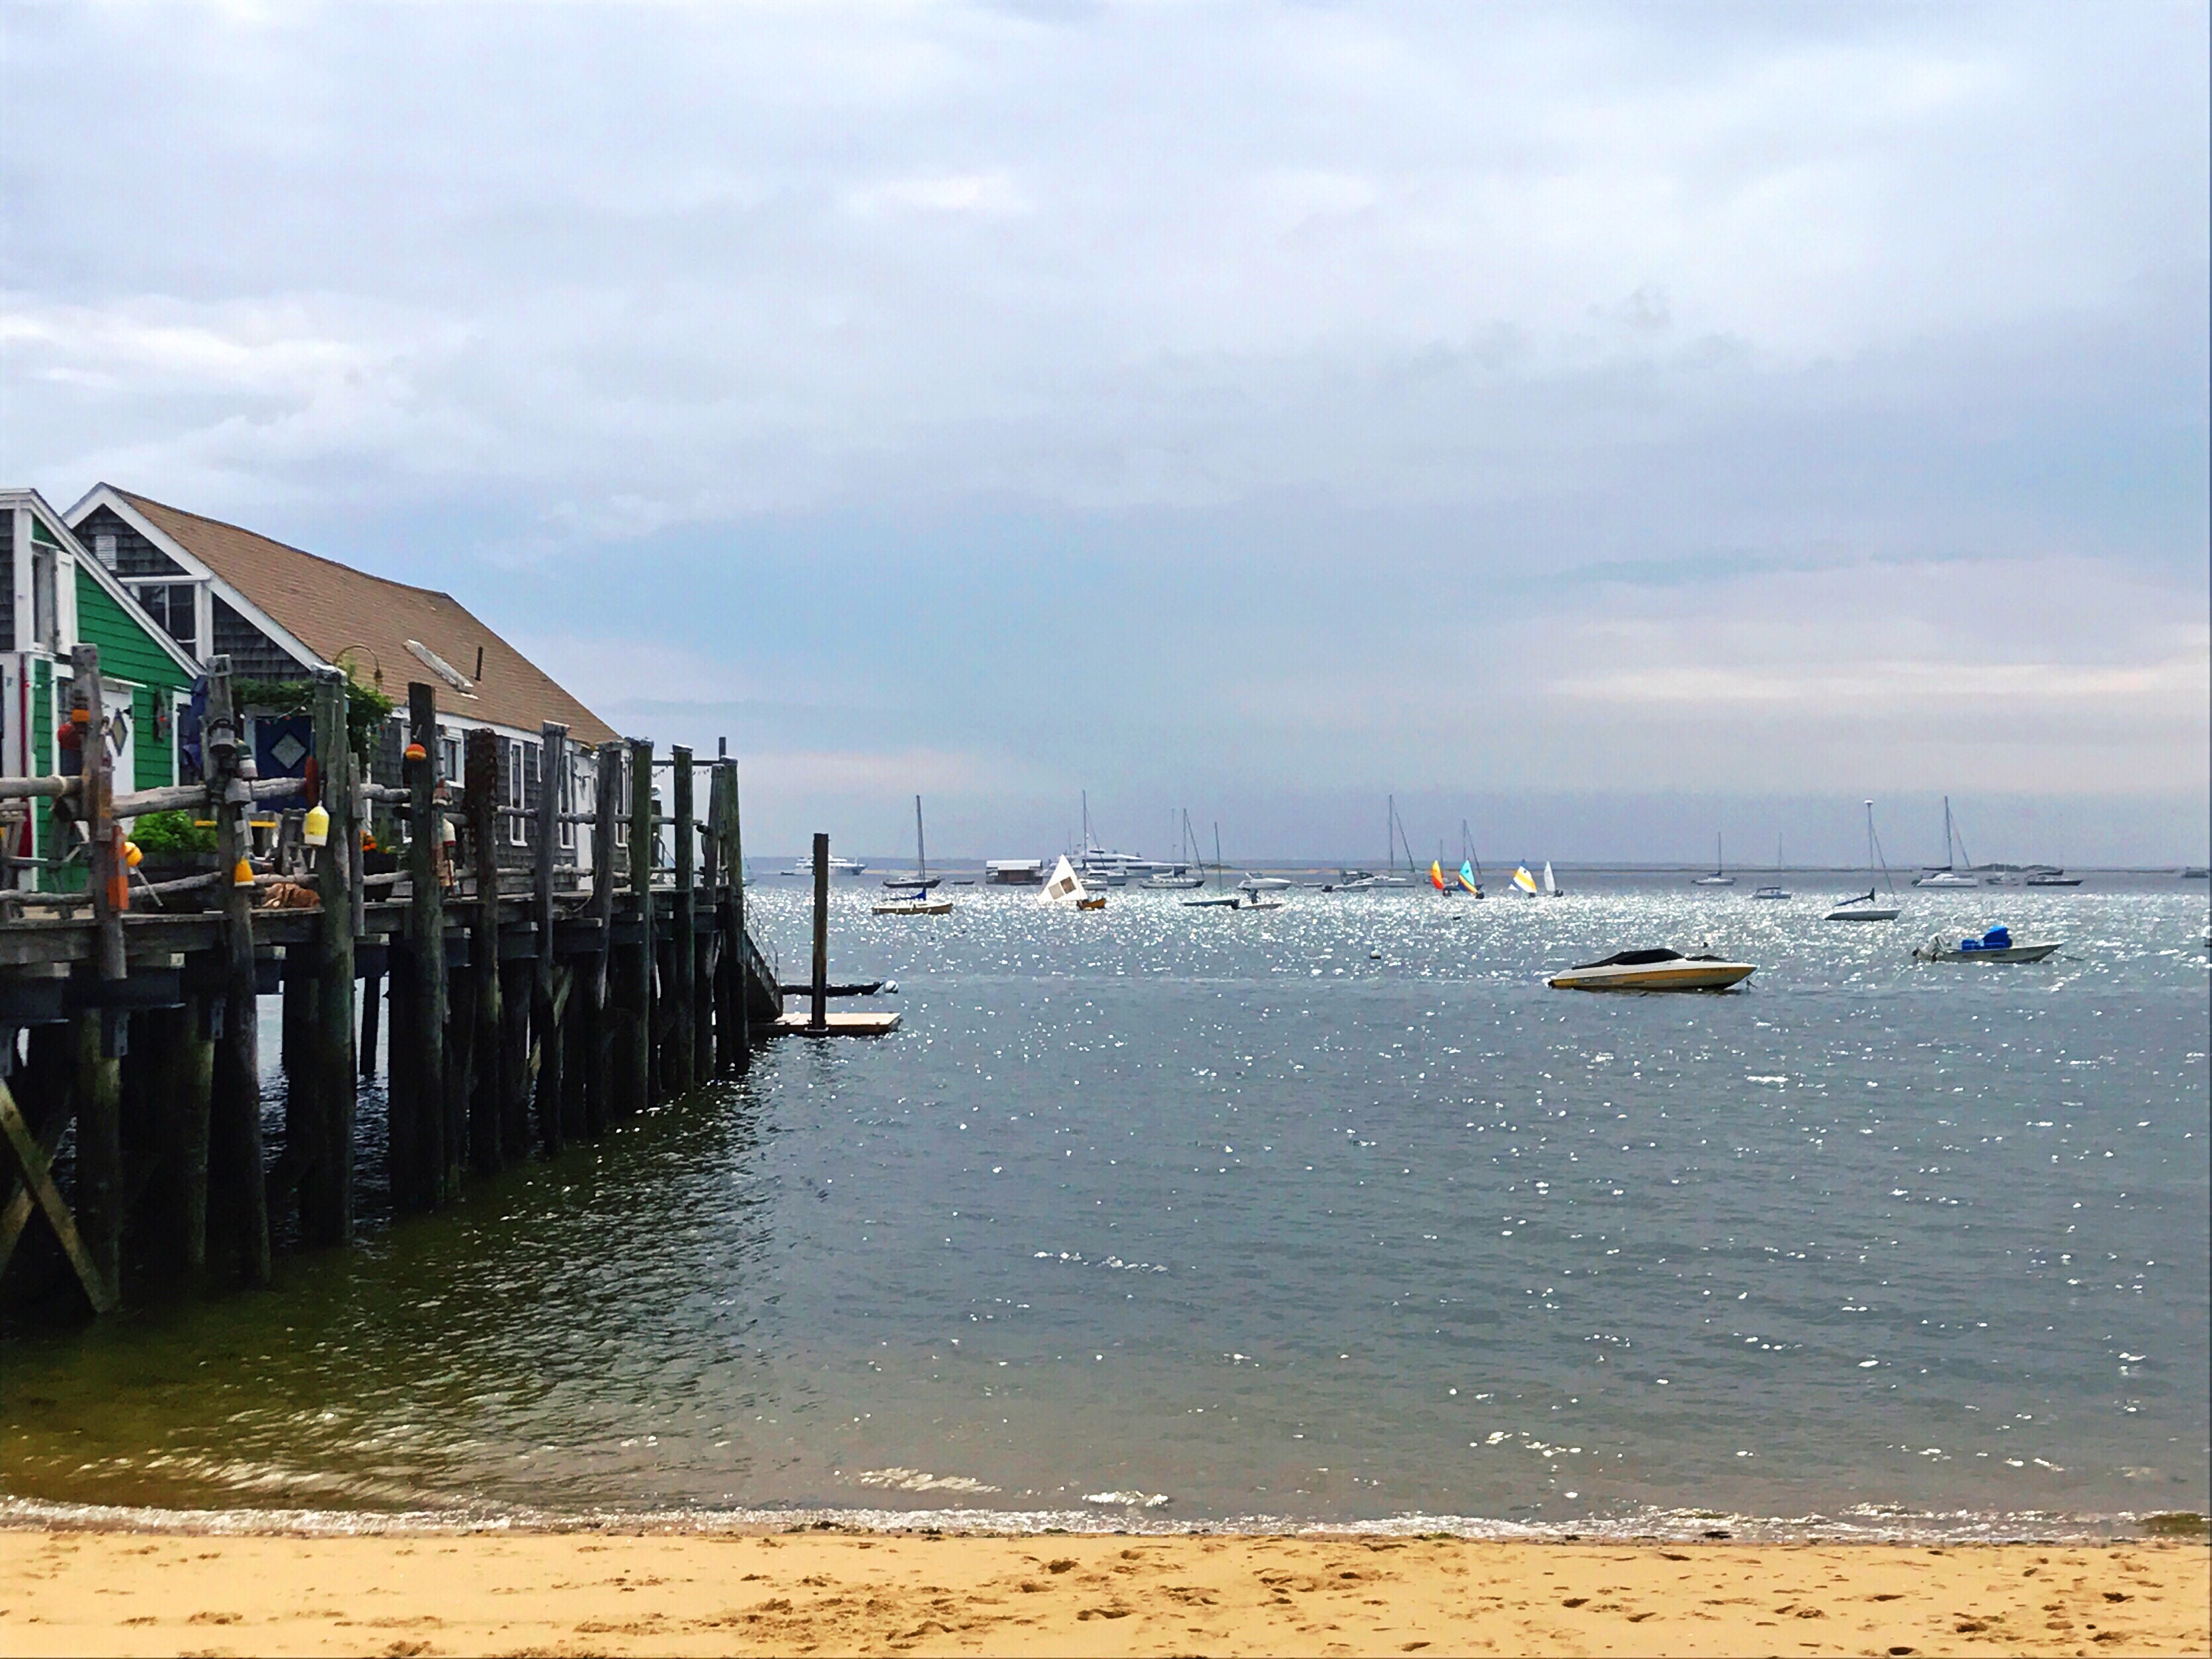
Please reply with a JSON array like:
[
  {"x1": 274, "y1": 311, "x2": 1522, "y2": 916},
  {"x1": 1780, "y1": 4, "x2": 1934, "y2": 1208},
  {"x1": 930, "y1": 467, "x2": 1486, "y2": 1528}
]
[
  {"x1": 1543, "y1": 861, "x2": 1560, "y2": 896},
  {"x1": 1040, "y1": 854, "x2": 1089, "y2": 906},
  {"x1": 1513, "y1": 865, "x2": 1540, "y2": 896}
]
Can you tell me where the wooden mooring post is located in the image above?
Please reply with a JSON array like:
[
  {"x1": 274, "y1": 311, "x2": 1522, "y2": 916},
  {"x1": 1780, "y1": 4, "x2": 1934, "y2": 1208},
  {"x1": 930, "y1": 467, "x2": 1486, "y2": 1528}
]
[
  {"x1": 810, "y1": 832, "x2": 831, "y2": 1035},
  {"x1": 2, "y1": 681, "x2": 784, "y2": 1324}
]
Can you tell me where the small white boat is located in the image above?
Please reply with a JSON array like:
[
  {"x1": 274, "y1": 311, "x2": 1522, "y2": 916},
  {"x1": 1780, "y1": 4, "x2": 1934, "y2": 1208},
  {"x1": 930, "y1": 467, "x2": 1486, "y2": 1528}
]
[
  {"x1": 1914, "y1": 796, "x2": 1979, "y2": 886},
  {"x1": 1750, "y1": 884, "x2": 1791, "y2": 901},
  {"x1": 1693, "y1": 833, "x2": 1735, "y2": 886},
  {"x1": 874, "y1": 795, "x2": 952, "y2": 915},
  {"x1": 1828, "y1": 801, "x2": 1903, "y2": 921},
  {"x1": 787, "y1": 853, "x2": 867, "y2": 877},
  {"x1": 1912, "y1": 926, "x2": 2059, "y2": 963},
  {"x1": 1143, "y1": 810, "x2": 1208, "y2": 887},
  {"x1": 1548, "y1": 948, "x2": 1758, "y2": 992},
  {"x1": 1543, "y1": 860, "x2": 1564, "y2": 898}
]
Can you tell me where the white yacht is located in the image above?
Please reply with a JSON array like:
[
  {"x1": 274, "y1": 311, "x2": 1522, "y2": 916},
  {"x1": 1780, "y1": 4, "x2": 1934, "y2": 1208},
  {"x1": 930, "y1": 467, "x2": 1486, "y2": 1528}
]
[
  {"x1": 874, "y1": 797, "x2": 953, "y2": 915},
  {"x1": 787, "y1": 852, "x2": 867, "y2": 877},
  {"x1": 1693, "y1": 833, "x2": 1735, "y2": 886},
  {"x1": 1325, "y1": 796, "x2": 1420, "y2": 890}
]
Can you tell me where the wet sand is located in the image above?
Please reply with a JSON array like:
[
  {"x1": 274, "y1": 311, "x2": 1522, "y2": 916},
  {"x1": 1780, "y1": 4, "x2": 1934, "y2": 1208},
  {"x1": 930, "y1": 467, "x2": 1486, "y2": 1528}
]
[{"x1": 1, "y1": 1528, "x2": 2205, "y2": 1656}]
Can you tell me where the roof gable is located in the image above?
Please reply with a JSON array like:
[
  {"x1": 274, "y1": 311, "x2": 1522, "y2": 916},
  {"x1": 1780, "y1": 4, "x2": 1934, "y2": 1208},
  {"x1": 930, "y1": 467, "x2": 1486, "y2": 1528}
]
[{"x1": 64, "y1": 487, "x2": 616, "y2": 745}]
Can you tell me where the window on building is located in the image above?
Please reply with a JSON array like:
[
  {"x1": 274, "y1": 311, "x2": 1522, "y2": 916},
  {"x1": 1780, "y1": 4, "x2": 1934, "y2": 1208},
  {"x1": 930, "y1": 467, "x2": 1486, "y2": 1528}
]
[
  {"x1": 94, "y1": 532, "x2": 118, "y2": 569},
  {"x1": 134, "y1": 583, "x2": 198, "y2": 656},
  {"x1": 508, "y1": 741, "x2": 529, "y2": 845},
  {"x1": 30, "y1": 543, "x2": 58, "y2": 652},
  {"x1": 559, "y1": 751, "x2": 578, "y2": 851},
  {"x1": 440, "y1": 734, "x2": 460, "y2": 783}
]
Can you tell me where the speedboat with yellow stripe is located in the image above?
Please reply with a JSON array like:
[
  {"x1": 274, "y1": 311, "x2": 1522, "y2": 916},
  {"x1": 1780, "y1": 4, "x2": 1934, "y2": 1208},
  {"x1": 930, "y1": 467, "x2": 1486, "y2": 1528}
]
[{"x1": 1547, "y1": 947, "x2": 1757, "y2": 992}]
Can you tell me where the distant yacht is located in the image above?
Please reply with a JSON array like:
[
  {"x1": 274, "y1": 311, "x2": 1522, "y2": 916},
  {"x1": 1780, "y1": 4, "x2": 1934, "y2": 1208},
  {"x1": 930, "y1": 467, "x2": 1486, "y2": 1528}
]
[
  {"x1": 1693, "y1": 833, "x2": 1736, "y2": 886},
  {"x1": 787, "y1": 852, "x2": 867, "y2": 877},
  {"x1": 874, "y1": 796, "x2": 953, "y2": 915},
  {"x1": 1142, "y1": 810, "x2": 1207, "y2": 889},
  {"x1": 1074, "y1": 790, "x2": 1150, "y2": 884},
  {"x1": 1914, "y1": 796, "x2": 1978, "y2": 886},
  {"x1": 1827, "y1": 800, "x2": 1902, "y2": 921},
  {"x1": 1750, "y1": 833, "x2": 1790, "y2": 899}
]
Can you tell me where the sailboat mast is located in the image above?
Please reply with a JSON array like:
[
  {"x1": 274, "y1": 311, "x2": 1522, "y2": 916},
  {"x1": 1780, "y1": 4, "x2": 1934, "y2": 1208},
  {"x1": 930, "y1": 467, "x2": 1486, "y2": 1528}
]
[
  {"x1": 1213, "y1": 822, "x2": 1224, "y2": 892},
  {"x1": 914, "y1": 794, "x2": 927, "y2": 880}
]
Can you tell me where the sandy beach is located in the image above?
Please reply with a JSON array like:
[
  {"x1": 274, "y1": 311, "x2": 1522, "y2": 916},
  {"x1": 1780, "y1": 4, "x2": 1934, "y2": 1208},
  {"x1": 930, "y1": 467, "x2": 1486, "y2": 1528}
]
[{"x1": 1, "y1": 1528, "x2": 2203, "y2": 1657}]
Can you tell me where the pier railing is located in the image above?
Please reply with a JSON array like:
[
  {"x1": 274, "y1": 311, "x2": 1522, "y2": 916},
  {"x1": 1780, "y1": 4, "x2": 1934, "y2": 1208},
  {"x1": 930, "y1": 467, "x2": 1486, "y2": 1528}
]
[{"x1": 0, "y1": 650, "x2": 775, "y2": 1320}]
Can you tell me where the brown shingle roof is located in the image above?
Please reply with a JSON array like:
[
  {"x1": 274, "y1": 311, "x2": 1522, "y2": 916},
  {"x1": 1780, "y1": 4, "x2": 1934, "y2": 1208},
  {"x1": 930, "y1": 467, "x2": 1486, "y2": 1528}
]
[{"x1": 119, "y1": 491, "x2": 617, "y2": 746}]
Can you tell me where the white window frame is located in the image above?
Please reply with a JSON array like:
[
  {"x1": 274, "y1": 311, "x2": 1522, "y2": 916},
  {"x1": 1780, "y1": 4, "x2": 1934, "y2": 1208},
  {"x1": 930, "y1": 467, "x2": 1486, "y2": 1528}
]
[{"x1": 507, "y1": 740, "x2": 529, "y2": 845}]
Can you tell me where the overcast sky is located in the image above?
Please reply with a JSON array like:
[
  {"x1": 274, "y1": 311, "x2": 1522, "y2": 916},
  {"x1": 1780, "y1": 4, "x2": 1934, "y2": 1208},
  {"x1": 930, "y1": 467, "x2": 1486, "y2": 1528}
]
[{"x1": 3, "y1": 2, "x2": 2205, "y2": 863}]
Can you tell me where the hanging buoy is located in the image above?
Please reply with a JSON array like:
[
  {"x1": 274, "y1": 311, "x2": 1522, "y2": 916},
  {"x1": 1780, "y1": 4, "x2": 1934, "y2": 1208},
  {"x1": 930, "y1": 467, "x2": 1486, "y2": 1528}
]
[
  {"x1": 303, "y1": 800, "x2": 330, "y2": 847},
  {"x1": 124, "y1": 839, "x2": 144, "y2": 868},
  {"x1": 404, "y1": 740, "x2": 427, "y2": 763},
  {"x1": 232, "y1": 857, "x2": 255, "y2": 888}
]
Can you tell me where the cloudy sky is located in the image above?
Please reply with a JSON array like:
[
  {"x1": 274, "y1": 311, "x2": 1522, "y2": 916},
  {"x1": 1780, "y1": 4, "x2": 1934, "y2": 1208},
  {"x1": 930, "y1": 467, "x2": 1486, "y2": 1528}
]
[{"x1": 3, "y1": 2, "x2": 2205, "y2": 863}]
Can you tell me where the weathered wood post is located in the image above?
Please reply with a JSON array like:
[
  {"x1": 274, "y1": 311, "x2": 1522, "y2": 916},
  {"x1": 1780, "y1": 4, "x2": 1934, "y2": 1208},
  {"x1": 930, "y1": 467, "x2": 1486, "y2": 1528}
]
[
  {"x1": 584, "y1": 739, "x2": 620, "y2": 1136},
  {"x1": 463, "y1": 728, "x2": 503, "y2": 1176},
  {"x1": 532, "y1": 722, "x2": 568, "y2": 1156},
  {"x1": 302, "y1": 665, "x2": 355, "y2": 1246},
  {"x1": 810, "y1": 831, "x2": 830, "y2": 1034},
  {"x1": 159, "y1": 996, "x2": 216, "y2": 1281},
  {"x1": 618, "y1": 738, "x2": 654, "y2": 1116},
  {"x1": 391, "y1": 681, "x2": 448, "y2": 1212},
  {"x1": 667, "y1": 746, "x2": 697, "y2": 1092},
  {"x1": 702, "y1": 763, "x2": 726, "y2": 1075},
  {"x1": 729, "y1": 759, "x2": 750, "y2": 1066},
  {"x1": 351, "y1": 753, "x2": 374, "y2": 1080},
  {"x1": 206, "y1": 658, "x2": 271, "y2": 1284},
  {"x1": 67, "y1": 646, "x2": 126, "y2": 1299}
]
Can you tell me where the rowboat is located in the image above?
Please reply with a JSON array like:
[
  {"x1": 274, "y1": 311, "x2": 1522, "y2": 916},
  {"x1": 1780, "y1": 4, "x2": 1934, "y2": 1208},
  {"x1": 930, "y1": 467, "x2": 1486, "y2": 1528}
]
[{"x1": 1547, "y1": 948, "x2": 1756, "y2": 992}]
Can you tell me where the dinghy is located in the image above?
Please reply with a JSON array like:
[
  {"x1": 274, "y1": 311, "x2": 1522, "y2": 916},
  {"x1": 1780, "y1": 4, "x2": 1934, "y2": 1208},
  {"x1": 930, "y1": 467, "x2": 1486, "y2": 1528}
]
[
  {"x1": 1512, "y1": 865, "x2": 1541, "y2": 897},
  {"x1": 1041, "y1": 854, "x2": 1105, "y2": 911}
]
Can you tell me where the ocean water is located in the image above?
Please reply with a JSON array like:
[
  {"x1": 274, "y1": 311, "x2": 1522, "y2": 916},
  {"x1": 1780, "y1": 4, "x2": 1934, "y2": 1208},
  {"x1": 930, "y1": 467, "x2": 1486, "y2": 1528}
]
[{"x1": 3, "y1": 874, "x2": 2207, "y2": 1539}]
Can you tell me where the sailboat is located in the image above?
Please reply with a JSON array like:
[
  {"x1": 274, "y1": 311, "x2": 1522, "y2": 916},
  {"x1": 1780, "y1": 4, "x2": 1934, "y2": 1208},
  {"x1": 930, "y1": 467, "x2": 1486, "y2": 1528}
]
[
  {"x1": 1693, "y1": 833, "x2": 1736, "y2": 886},
  {"x1": 1914, "y1": 797, "x2": 1979, "y2": 887},
  {"x1": 1512, "y1": 865, "x2": 1541, "y2": 897},
  {"x1": 1457, "y1": 820, "x2": 1484, "y2": 897},
  {"x1": 1828, "y1": 802, "x2": 1903, "y2": 921},
  {"x1": 1542, "y1": 859, "x2": 1564, "y2": 898},
  {"x1": 1325, "y1": 796, "x2": 1416, "y2": 890},
  {"x1": 1041, "y1": 853, "x2": 1105, "y2": 910},
  {"x1": 1142, "y1": 810, "x2": 1207, "y2": 888},
  {"x1": 1074, "y1": 790, "x2": 1146, "y2": 884},
  {"x1": 875, "y1": 796, "x2": 954, "y2": 914},
  {"x1": 1185, "y1": 823, "x2": 1244, "y2": 909}
]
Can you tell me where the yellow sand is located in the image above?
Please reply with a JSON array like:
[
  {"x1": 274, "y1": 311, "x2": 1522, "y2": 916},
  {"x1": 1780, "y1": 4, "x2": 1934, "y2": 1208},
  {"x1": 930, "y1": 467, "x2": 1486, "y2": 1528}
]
[{"x1": 1, "y1": 1528, "x2": 2204, "y2": 1656}]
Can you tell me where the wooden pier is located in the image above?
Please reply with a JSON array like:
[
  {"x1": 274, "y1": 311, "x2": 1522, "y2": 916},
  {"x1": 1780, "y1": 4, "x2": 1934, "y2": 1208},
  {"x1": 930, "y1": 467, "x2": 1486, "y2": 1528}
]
[{"x1": 0, "y1": 652, "x2": 783, "y2": 1320}]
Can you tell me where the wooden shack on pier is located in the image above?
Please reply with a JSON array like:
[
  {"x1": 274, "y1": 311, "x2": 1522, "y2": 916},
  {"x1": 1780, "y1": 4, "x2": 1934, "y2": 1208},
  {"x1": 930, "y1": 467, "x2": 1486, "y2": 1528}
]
[{"x1": 66, "y1": 486, "x2": 616, "y2": 872}]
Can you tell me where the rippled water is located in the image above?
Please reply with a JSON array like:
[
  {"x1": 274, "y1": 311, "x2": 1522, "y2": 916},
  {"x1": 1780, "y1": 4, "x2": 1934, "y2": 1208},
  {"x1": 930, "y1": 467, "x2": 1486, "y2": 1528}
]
[{"x1": 4, "y1": 874, "x2": 2206, "y2": 1537}]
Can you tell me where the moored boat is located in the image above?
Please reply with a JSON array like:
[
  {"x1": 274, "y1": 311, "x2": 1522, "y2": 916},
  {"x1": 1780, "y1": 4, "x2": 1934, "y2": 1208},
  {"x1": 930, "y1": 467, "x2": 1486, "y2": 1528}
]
[
  {"x1": 1912, "y1": 925, "x2": 2060, "y2": 963},
  {"x1": 1547, "y1": 948, "x2": 1757, "y2": 992},
  {"x1": 1041, "y1": 854, "x2": 1106, "y2": 911},
  {"x1": 1828, "y1": 800, "x2": 1903, "y2": 921}
]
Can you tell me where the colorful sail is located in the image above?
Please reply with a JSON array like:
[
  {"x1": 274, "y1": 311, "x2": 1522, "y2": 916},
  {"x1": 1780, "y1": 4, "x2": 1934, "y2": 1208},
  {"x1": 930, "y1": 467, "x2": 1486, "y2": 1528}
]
[
  {"x1": 1513, "y1": 865, "x2": 1539, "y2": 896},
  {"x1": 1431, "y1": 860, "x2": 1448, "y2": 892},
  {"x1": 1458, "y1": 861, "x2": 1481, "y2": 895}
]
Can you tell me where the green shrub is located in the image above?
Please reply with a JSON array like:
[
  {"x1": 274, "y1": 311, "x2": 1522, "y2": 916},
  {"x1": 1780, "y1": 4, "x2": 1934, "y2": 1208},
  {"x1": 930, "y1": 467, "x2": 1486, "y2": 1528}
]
[{"x1": 131, "y1": 808, "x2": 217, "y2": 857}]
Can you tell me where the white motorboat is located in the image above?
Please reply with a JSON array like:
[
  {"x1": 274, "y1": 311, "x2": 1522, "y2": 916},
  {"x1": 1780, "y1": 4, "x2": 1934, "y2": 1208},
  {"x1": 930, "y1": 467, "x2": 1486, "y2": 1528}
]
[
  {"x1": 1828, "y1": 801, "x2": 1903, "y2": 921},
  {"x1": 1750, "y1": 884, "x2": 1791, "y2": 901},
  {"x1": 1548, "y1": 948, "x2": 1758, "y2": 992},
  {"x1": 874, "y1": 796, "x2": 953, "y2": 915},
  {"x1": 1914, "y1": 796, "x2": 1979, "y2": 886},
  {"x1": 1912, "y1": 925, "x2": 2059, "y2": 963},
  {"x1": 1692, "y1": 833, "x2": 1735, "y2": 886},
  {"x1": 787, "y1": 853, "x2": 867, "y2": 877}
]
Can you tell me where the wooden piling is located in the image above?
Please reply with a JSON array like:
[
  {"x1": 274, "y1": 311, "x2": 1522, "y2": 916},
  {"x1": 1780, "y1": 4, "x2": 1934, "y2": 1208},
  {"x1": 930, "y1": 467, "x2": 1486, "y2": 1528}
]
[
  {"x1": 532, "y1": 723, "x2": 568, "y2": 1157},
  {"x1": 464, "y1": 728, "x2": 503, "y2": 1176},
  {"x1": 205, "y1": 658, "x2": 271, "y2": 1285},
  {"x1": 71, "y1": 1009, "x2": 124, "y2": 1305},
  {"x1": 584, "y1": 740, "x2": 621, "y2": 1136},
  {"x1": 171, "y1": 998, "x2": 216, "y2": 1279},
  {"x1": 617, "y1": 738, "x2": 654, "y2": 1117},
  {"x1": 810, "y1": 831, "x2": 830, "y2": 1034},
  {"x1": 302, "y1": 666, "x2": 355, "y2": 1247},
  {"x1": 392, "y1": 681, "x2": 448, "y2": 1212},
  {"x1": 667, "y1": 746, "x2": 697, "y2": 1092}
]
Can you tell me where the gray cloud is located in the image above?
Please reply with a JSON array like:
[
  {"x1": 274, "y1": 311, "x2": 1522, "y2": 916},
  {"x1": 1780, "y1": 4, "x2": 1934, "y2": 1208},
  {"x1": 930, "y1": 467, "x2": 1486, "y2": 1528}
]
[{"x1": 1, "y1": 1, "x2": 2203, "y2": 859}]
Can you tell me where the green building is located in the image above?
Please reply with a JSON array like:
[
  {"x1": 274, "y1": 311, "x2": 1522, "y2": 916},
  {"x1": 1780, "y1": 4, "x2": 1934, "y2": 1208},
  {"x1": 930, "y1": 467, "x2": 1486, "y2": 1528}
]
[{"x1": 1, "y1": 488, "x2": 200, "y2": 890}]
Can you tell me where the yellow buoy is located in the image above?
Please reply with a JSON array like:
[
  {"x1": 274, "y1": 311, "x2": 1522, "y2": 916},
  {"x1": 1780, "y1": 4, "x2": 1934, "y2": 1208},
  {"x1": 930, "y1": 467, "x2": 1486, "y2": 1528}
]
[
  {"x1": 304, "y1": 800, "x2": 331, "y2": 847},
  {"x1": 232, "y1": 857, "x2": 255, "y2": 888}
]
